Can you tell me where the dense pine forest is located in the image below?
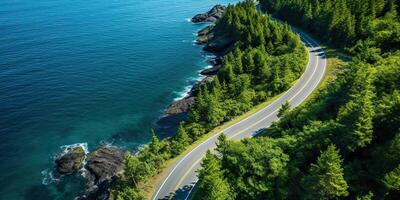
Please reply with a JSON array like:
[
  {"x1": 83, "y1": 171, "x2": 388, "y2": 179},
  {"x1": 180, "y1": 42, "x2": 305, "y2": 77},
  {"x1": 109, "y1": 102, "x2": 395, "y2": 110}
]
[
  {"x1": 195, "y1": 0, "x2": 400, "y2": 199},
  {"x1": 112, "y1": 1, "x2": 307, "y2": 199}
]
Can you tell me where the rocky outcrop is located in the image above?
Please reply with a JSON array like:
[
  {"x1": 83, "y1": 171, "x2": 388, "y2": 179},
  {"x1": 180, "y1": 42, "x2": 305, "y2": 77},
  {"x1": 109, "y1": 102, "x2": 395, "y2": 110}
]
[
  {"x1": 56, "y1": 146, "x2": 85, "y2": 175},
  {"x1": 75, "y1": 146, "x2": 126, "y2": 200},
  {"x1": 190, "y1": 75, "x2": 215, "y2": 95},
  {"x1": 165, "y1": 97, "x2": 196, "y2": 115},
  {"x1": 165, "y1": 76, "x2": 215, "y2": 116},
  {"x1": 191, "y1": 5, "x2": 226, "y2": 23},
  {"x1": 196, "y1": 25, "x2": 214, "y2": 44},
  {"x1": 86, "y1": 146, "x2": 126, "y2": 183},
  {"x1": 200, "y1": 65, "x2": 221, "y2": 76},
  {"x1": 203, "y1": 37, "x2": 236, "y2": 52},
  {"x1": 163, "y1": 5, "x2": 230, "y2": 117}
]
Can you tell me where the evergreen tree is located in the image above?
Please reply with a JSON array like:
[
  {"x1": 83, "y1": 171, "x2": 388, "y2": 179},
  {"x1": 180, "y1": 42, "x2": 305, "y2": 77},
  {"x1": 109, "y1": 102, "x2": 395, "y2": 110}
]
[
  {"x1": 116, "y1": 187, "x2": 144, "y2": 200},
  {"x1": 171, "y1": 123, "x2": 191, "y2": 155},
  {"x1": 384, "y1": 165, "x2": 400, "y2": 191},
  {"x1": 337, "y1": 67, "x2": 376, "y2": 151},
  {"x1": 278, "y1": 101, "x2": 291, "y2": 118},
  {"x1": 302, "y1": 145, "x2": 349, "y2": 199},
  {"x1": 197, "y1": 151, "x2": 234, "y2": 200},
  {"x1": 149, "y1": 128, "x2": 160, "y2": 153}
]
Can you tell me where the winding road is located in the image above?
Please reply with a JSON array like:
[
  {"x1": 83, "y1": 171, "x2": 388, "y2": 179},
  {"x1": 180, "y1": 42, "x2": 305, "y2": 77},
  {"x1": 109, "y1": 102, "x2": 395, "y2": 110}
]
[{"x1": 152, "y1": 23, "x2": 327, "y2": 200}]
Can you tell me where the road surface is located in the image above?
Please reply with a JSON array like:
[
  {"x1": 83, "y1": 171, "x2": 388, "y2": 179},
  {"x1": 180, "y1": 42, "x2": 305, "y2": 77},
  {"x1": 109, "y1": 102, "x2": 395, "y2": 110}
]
[{"x1": 153, "y1": 25, "x2": 327, "y2": 200}]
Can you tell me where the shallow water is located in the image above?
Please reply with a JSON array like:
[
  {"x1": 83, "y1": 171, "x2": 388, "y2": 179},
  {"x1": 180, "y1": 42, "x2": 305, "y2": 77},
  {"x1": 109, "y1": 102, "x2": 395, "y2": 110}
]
[{"x1": 0, "y1": 0, "x2": 236, "y2": 199}]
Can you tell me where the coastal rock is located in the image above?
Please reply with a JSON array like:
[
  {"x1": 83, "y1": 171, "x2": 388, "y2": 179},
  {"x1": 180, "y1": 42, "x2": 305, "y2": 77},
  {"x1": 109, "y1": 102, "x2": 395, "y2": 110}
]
[
  {"x1": 86, "y1": 146, "x2": 126, "y2": 183},
  {"x1": 203, "y1": 37, "x2": 236, "y2": 52},
  {"x1": 56, "y1": 146, "x2": 85, "y2": 175},
  {"x1": 196, "y1": 25, "x2": 215, "y2": 44},
  {"x1": 75, "y1": 146, "x2": 125, "y2": 200},
  {"x1": 191, "y1": 5, "x2": 226, "y2": 23},
  {"x1": 165, "y1": 76, "x2": 215, "y2": 116},
  {"x1": 198, "y1": 25, "x2": 214, "y2": 36},
  {"x1": 207, "y1": 56, "x2": 222, "y2": 66},
  {"x1": 189, "y1": 75, "x2": 215, "y2": 96},
  {"x1": 165, "y1": 97, "x2": 196, "y2": 115},
  {"x1": 200, "y1": 65, "x2": 222, "y2": 76}
]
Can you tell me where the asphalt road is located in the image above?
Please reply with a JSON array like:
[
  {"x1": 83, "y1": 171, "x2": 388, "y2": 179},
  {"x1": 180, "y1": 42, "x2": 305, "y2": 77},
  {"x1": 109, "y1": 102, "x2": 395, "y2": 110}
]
[{"x1": 152, "y1": 28, "x2": 327, "y2": 200}]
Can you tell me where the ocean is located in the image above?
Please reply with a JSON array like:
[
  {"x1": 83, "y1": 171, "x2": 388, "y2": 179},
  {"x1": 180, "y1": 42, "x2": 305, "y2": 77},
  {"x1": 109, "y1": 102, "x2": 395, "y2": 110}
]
[{"x1": 0, "y1": 0, "x2": 236, "y2": 199}]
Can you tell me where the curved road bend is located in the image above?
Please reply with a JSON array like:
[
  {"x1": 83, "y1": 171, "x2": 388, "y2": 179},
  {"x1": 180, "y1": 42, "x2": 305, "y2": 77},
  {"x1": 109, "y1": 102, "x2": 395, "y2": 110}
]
[{"x1": 153, "y1": 29, "x2": 327, "y2": 200}]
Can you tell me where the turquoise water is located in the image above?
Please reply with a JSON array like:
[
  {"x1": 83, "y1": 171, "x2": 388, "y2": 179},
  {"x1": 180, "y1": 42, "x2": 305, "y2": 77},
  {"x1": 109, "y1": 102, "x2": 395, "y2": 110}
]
[{"x1": 0, "y1": 0, "x2": 236, "y2": 199}]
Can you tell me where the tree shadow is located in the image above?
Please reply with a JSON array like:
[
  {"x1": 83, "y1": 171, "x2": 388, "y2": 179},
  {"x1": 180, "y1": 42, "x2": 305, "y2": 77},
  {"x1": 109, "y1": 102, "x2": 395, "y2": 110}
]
[
  {"x1": 156, "y1": 183, "x2": 194, "y2": 200},
  {"x1": 171, "y1": 184, "x2": 194, "y2": 200}
]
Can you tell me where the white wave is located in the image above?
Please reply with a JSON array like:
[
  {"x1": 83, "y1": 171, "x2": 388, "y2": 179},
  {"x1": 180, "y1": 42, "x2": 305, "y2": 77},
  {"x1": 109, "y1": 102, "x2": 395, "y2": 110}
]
[
  {"x1": 41, "y1": 169, "x2": 60, "y2": 185},
  {"x1": 185, "y1": 18, "x2": 191, "y2": 22},
  {"x1": 100, "y1": 140, "x2": 116, "y2": 148},
  {"x1": 173, "y1": 85, "x2": 193, "y2": 101},
  {"x1": 172, "y1": 63, "x2": 214, "y2": 102},
  {"x1": 59, "y1": 143, "x2": 89, "y2": 157},
  {"x1": 42, "y1": 143, "x2": 90, "y2": 185}
]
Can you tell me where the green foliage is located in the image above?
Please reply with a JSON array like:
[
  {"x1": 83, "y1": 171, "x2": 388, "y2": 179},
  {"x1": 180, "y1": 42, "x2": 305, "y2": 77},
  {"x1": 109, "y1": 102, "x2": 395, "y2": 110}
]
[
  {"x1": 186, "y1": 0, "x2": 306, "y2": 139},
  {"x1": 197, "y1": 151, "x2": 234, "y2": 200},
  {"x1": 195, "y1": 1, "x2": 400, "y2": 200},
  {"x1": 384, "y1": 165, "x2": 400, "y2": 190},
  {"x1": 301, "y1": 145, "x2": 349, "y2": 199},
  {"x1": 216, "y1": 137, "x2": 290, "y2": 199},
  {"x1": 260, "y1": 0, "x2": 400, "y2": 52},
  {"x1": 115, "y1": 187, "x2": 144, "y2": 200},
  {"x1": 277, "y1": 101, "x2": 291, "y2": 118},
  {"x1": 171, "y1": 123, "x2": 191, "y2": 156},
  {"x1": 337, "y1": 66, "x2": 376, "y2": 151},
  {"x1": 124, "y1": 155, "x2": 152, "y2": 186},
  {"x1": 356, "y1": 191, "x2": 374, "y2": 200}
]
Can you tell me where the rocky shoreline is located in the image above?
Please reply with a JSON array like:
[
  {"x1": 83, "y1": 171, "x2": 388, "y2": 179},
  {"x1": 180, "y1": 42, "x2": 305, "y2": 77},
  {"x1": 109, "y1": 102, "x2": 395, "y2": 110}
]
[
  {"x1": 164, "y1": 4, "x2": 236, "y2": 117},
  {"x1": 52, "y1": 5, "x2": 236, "y2": 200},
  {"x1": 55, "y1": 145, "x2": 126, "y2": 200}
]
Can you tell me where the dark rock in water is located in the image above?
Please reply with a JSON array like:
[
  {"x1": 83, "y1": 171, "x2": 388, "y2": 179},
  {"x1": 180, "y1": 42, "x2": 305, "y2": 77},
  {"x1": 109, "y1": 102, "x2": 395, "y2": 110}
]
[
  {"x1": 165, "y1": 97, "x2": 196, "y2": 116},
  {"x1": 75, "y1": 179, "x2": 113, "y2": 200},
  {"x1": 76, "y1": 146, "x2": 126, "y2": 200},
  {"x1": 192, "y1": 13, "x2": 208, "y2": 23},
  {"x1": 191, "y1": 5, "x2": 226, "y2": 23},
  {"x1": 200, "y1": 65, "x2": 221, "y2": 76},
  {"x1": 86, "y1": 146, "x2": 126, "y2": 183},
  {"x1": 56, "y1": 146, "x2": 85, "y2": 175}
]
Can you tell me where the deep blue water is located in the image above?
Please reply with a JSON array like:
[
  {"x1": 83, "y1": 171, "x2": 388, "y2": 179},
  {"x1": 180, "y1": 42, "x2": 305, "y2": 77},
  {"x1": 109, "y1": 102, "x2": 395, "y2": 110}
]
[{"x1": 0, "y1": 0, "x2": 236, "y2": 199}]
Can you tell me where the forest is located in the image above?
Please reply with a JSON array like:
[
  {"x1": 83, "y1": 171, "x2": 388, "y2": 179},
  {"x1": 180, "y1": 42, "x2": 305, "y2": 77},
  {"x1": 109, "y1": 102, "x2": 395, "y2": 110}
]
[
  {"x1": 112, "y1": 1, "x2": 308, "y2": 199},
  {"x1": 195, "y1": 0, "x2": 400, "y2": 199}
]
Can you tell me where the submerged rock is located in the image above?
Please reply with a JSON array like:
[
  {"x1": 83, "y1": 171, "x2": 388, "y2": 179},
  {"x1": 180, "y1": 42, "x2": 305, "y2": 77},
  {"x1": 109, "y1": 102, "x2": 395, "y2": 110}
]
[
  {"x1": 191, "y1": 5, "x2": 226, "y2": 23},
  {"x1": 56, "y1": 146, "x2": 85, "y2": 175}
]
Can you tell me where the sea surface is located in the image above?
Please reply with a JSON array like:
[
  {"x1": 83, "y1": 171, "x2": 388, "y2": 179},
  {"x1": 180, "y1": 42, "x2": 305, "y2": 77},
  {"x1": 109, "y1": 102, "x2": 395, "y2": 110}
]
[{"x1": 0, "y1": 0, "x2": 236, "y2": 199}]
